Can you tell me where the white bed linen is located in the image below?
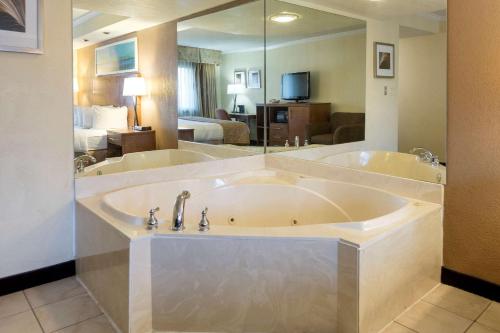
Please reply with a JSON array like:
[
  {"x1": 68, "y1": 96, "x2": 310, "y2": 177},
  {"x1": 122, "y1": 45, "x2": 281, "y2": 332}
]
[
  {"x1": 74, "y1": 127, "x2": 108, "y2": 152},
  {"x1": 178, "y1": 119, "x2": 224, "y2": 142}
]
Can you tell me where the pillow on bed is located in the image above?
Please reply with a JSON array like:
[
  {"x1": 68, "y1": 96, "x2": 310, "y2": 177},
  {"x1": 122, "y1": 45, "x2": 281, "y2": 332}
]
[
  {"x1": 73, "y1": 106, "x2": 81, "y2": 127},
  {"x1": 81, "y1": 106, "x2": 95, "y2": 129},
  {"x1": 92, "y1": 105, "x2": 128, "y2": 129}
]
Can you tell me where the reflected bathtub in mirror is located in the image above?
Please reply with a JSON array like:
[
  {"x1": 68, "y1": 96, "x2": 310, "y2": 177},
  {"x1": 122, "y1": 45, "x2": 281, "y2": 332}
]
[
  {"x1": 76, "y1": 149, "x2": 216, "y2": 177},
  {"x1": 318, "y1": 150, "x2": 446, "y2": 184}
]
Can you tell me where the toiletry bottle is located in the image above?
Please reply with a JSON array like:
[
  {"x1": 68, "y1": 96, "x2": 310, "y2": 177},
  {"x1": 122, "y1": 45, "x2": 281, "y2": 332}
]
[
  {"x1": 285, "y1": 140, "x2": 289, "y2": 148},
  {"x1": 304, "y1": 139, "x2": 309, "y2": 146},
  {"x1": 295, "y1": 136, "x2": 300, "y2": 148}
]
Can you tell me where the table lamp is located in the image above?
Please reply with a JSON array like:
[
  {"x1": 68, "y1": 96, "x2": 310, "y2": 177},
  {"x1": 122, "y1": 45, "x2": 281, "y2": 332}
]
[
  {"x1": 123, "y1": 77, "x2": 147, "y2": 131},
  {"x1": 227, "y1": 84, "x2": 245, "y2": 113}
]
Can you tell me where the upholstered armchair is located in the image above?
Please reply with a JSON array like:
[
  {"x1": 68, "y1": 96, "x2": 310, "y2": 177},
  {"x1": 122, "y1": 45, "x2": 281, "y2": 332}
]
[
  {"x1": 215, "y1": 109, "x2": 231, "y2": 120},
  {"x1": 306, "y1": 112, "x2": 365, "y2": 145}
]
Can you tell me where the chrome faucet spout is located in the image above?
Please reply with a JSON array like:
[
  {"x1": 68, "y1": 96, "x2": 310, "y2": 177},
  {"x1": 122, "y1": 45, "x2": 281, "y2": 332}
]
[
  {"x1": 409, "y1": 147, "x2": 440, "y2": 167},
  {"x1": 74, "y1": 155, "x2": 97, "y2": 174},
  {"x1": 172, "y1": 190, "x2": 191, "y2": 231}
]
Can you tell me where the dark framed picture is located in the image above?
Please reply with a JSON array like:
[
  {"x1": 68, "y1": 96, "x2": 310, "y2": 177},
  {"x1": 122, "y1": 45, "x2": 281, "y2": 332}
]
[
  {"x1": 374, "y1": 42, "x2": 395, "y2": 78},
  {"x1": 234, "y1": 70, "x2": 246, "y2": 87},
  {"x1": 0, "y1": 0, "x2": 43, "y2": 53},
  {"x1": 247, "y1": 69, "x2": 261, "y2": 89},
  {"x1": 95, "y1": 37, "x2": 138, "y2": 76}
]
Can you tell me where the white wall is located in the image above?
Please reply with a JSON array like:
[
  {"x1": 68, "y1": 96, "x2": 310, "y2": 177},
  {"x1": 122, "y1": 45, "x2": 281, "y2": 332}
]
[
  {"x1": 219, "y1": 32, "x2": 366, "y2": 115},
  {"x1": 364, "y1": 20, "x2": 400, "y2": 151},
  {"x1": 219, "y1": 52, "x2": 265, "y2": 114},
  {"x1": 399, "y1": 33, "x2": 447, "y2": 161},
  {"x1": 0, "y1": 0, "x2": 74, "y2": 278}
]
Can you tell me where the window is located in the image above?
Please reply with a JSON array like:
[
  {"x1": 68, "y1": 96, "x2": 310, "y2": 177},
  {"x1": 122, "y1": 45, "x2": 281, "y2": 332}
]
[{"x1": 177, "y1": 61, "x2": 199, "y2": 116}]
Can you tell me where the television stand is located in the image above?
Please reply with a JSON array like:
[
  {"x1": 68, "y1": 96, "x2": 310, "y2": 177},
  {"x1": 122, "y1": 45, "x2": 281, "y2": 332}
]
[{"x1": 256, "y1": 102, "x2": 331, "y2": 146}]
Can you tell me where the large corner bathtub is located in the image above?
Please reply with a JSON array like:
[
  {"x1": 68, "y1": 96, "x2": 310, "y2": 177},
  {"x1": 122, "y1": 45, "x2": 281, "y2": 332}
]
[
  {"x1": 77, "y1": 167, "x2": 443, "y2": 333},
  {"x1": 318, "y1": 150, "x2": 447, "y2": 184},
  {"x1": 101, "y1": 170, "x2": 434, "y2": 232},
  {"x1": 79, "y1": 149, "x2": 216, "y2": 177}
]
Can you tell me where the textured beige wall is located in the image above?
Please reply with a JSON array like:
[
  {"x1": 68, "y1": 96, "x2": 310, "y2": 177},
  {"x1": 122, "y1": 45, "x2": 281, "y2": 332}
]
[
  {"x1": 445, "y1": 0, "x2": 500, "y2": 284},
  {"x1": 77, "y1": 22, "x2": 178, "y2": 149},
  {"x1": 220, "y1": 32, "x2": 366, "y2": 115},
  {"x1": 0, "y1": 0, "x2": 74, "y2": 277},
  {"x1": 399, "y1": 33, "x2": 447, "y2": 162},
  {"x1": 137, "y1": 21, "x2": 178, "y2": 149}
]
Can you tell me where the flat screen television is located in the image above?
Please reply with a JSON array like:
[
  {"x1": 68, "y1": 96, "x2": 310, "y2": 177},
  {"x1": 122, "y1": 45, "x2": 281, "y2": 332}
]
[{"x1": 281, "y1": 72, "x2": 310, "y2": 102}]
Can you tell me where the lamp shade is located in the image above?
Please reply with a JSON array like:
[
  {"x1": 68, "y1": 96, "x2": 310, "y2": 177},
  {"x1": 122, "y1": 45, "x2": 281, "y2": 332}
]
[
  {"x1": 123, "y1": 77, "x2": 147, "y2": 96},
  {"x1": 227, "y1": 84, "x2": 245, "y2": 95},
  {"x1": 73, "y1": 78, "x2": 79, "y2": 93}
]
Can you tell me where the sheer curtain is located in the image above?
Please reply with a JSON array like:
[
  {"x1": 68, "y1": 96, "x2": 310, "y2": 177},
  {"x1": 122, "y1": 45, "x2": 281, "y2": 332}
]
[{"x1": 177, "y1": 61, "x2": 199, "y2": 117}]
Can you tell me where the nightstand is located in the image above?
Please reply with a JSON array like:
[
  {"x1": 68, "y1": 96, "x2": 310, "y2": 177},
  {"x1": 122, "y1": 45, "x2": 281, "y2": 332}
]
[
  {"x1": 178, "y1": 128, "x2": 195, "y2": 141},
  {"x1": 107, "y1": 129, "x2": 156, "y2": 157}
]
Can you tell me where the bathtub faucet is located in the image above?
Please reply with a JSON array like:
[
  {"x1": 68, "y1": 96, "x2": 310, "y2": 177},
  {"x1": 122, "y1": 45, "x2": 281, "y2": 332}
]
[
  {"x1": 409, "y1": 147, "x2": 439, "y2": 167},
  {"x1": 74, "y1": 155, "x2": 96, "y2": 174},
  {"x1": 172, "y1": 191, "x2": 191, "y2": 231}
]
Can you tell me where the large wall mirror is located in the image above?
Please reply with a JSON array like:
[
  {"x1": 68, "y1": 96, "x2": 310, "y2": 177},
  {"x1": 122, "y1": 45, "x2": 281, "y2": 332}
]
[{"x1": 72, "y1": 0, "x2": 446, "y2": 184}]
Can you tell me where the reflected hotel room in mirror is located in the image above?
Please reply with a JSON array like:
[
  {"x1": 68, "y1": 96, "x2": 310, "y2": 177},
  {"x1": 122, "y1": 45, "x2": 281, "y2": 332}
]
[{"x1": 4, "y1": 1, "x2": 500, "y2": 333}]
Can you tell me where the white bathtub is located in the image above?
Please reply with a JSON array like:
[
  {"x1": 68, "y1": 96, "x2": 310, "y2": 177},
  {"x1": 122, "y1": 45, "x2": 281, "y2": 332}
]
[
  {"x1": 102, "y1": 170, "x2": 429, "y2": 231},
  {"x1": 80, "y1": 149, "x2": 216, "y2": 177},
  {"x1": 78, "y1": 164, "x2": 443, "y2": 333},
  {"x1": 318, "y1": 151, "x2": 447, "y2": 184}
]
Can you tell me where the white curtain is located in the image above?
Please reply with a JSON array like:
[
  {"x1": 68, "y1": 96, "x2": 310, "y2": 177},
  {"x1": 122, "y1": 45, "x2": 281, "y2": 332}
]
[{"x1": 177, "y1": 61, "x2": 200, "y2": 117}]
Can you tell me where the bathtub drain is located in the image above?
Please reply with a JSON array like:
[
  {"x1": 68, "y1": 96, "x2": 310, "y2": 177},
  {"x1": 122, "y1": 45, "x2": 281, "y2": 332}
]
[
  {"x1": 228, "y1": 217, "x2": 236, "y2": 225},
  {"x1": 291, "y1": 219, "x2": 299, "y2": 226}
]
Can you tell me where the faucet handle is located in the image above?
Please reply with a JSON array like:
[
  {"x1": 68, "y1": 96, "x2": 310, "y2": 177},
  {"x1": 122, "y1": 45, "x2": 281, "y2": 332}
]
[
  {"x1": 199, "y1": 207, "x2": 210, "y2": 232},
  {"x1": 431, "y1": 155, "x2": 440, "y2": 167},
  {"x1": 147, "y1": 207, "x2": 160, "y2": 229}
]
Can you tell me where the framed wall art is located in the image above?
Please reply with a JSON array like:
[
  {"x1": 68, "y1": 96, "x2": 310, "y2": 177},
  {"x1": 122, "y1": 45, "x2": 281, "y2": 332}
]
[
  {"x1": 95, "y1": 37, "x2": 138, "y2": 76},
  {"x1": 0, "y1": 0, "x2": 43, "y2": 54},
  {"x1": 374, "y1": 42, "x2": 395, "y2": 78}
]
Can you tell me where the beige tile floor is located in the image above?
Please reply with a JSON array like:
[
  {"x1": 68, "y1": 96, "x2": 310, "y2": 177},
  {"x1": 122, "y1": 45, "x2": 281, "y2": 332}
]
[
  {"x1": 0, "y1": 277, "x2": 116, "y2": 333},
  {"x1": 0, "y1": 278, "x2": 498, "y2": 333},
  {"x1": 383, "y1": 284, "x2": 500, "y2": 333}
]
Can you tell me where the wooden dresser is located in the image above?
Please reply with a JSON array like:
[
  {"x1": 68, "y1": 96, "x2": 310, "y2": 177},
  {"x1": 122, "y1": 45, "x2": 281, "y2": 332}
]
[{"x1": 256, "y1": 103, "x2": 331, "y2": 146}]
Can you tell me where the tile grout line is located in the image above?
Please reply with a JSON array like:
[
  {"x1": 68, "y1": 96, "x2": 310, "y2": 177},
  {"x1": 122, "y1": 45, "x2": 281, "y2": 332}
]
[
  {"x1": 23, "y1": 278, "x2": 87, "y2": 310},
  {"x1": 472, "y1": 303, "x2": 500, "y2": 333},
  {"x1": 395, "y1": 321, "x2": 419, "y2": 333},
  {"x1": 50, "y1": 312, "x2": 104, "y2": 333},
  {"x1": 421, "y1": 298, "x2": 491, "y2": 322},
  {"x1": 27, "y1": 290, "x2": 88, "y2": 311},
  {"x1": 393, "y1": 318, "x2": 419, "y2": 332},
  {"x1": 23, "y1": 290, "x2": 46, "y2": 333},
  {"x1": 463, "y1": 319, "x2": 476, "y2": 333},
  {"x1": 474, "y1": 301, "x2": 493, "y2": 321}
]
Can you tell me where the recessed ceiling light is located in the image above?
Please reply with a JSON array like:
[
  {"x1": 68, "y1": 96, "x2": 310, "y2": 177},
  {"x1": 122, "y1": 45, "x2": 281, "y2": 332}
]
[{"x1": 270, "y1": 13, "x2": 299, "y2": 23}]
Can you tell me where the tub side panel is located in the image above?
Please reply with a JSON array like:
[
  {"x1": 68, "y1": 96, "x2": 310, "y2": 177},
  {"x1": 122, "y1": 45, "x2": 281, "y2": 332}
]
[
  {"x1": 338, "y1": 241, "x2": 360, "y2": 333},
  {"x1": 129, "y1": 238, "x2": 153, "y2": 333},
  {"x1": 151, "y1": 237, "x2": 338, "y2": 333},
  {"x1": 76, "y1": 202, "x2": 130, "y2": 333},
  {"x1": 358, "y1": 209, "x2": 442, "y2": 333}
]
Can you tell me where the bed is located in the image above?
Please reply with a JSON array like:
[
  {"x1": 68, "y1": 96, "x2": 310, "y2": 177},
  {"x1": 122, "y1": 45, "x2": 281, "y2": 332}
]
[
  {"x1": 74, "y1": 105, "x2": 129, "y2": 162},
  {"x1": 178, "y1": 116, "x2": 250, "y2": 145}
]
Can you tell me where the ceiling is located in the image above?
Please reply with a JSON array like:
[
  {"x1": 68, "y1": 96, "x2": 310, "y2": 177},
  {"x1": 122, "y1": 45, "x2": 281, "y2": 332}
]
[
  {"x1": 178, "y1": 1, "x2": 366, "y2": 53},
  {"x1": 73, "y1": 0, "x2": 447, "y2": 49},
  {"x1": 296, "y1": 0, "x2": 446, "y2": 20},
  {"x1": 72, "y1": 8, "x2": 90, "y2": 20},
  {"x1": 72, "y1": 0, "x2": 236, "y2": 48}
]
